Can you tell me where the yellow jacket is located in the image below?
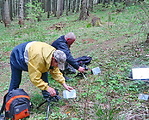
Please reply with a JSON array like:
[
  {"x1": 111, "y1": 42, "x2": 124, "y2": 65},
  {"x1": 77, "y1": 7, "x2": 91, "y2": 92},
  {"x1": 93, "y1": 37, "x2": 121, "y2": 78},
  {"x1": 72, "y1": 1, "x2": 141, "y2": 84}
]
[{"x1": 28, "y1": 42, "x2": 65, "y2": 91}]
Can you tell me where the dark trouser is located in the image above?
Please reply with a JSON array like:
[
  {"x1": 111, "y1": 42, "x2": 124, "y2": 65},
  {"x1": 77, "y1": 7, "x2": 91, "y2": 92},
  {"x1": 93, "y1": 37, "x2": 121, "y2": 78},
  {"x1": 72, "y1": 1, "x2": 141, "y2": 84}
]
[
  {"x1": 9, "y1": 64, "x2": 49, "y2": 98},
  {"x1": 9, "y1": 64, "x2": 49, "y2": 92},
  {"x1": 41, "y1": 73, "x2": 51, "y2": 99},
  {"x1": 9, "y1": 65, "x2": 23, "y2": 91}
]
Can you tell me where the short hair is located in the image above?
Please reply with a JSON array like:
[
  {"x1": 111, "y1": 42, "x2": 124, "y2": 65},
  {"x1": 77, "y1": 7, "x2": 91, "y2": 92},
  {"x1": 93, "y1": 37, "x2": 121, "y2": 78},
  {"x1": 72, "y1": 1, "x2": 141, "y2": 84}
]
[
  {"x1": 53, "y1": 50, "x2": 66, "y2": 70},
  {"x1": 65, "y1": 32, "x2": 76, "y2": 40}
]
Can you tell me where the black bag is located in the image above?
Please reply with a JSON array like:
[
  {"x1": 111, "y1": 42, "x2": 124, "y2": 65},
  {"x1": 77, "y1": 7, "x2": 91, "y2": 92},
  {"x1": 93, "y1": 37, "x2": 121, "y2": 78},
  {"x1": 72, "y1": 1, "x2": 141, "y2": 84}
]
[
  {"x1": 75, "y1": 56, "x2": 92, "y2": 65},
  {"x1": 64, "y1": 56, "x2": 92, "y2": 74},
  {"x1": 0, "y1": 89, "x2": 31, "y2": 120}
]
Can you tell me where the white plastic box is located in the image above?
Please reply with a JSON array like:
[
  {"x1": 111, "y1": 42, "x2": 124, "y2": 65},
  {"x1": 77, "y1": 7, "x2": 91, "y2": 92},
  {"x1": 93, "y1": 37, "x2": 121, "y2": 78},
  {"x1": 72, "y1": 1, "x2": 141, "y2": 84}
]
[
  {"x1": 138, "y1": 94, "x2": 149, "y2": 100},
  {"x1": 91, "y1": 67, "x2": 101, "y2": 75},
  {"x1": 132, "y1": 68, "x2": 149, "y2": 79},
  {"x1": 63, "y1": 89, "x2": 76, "y2": 99}
]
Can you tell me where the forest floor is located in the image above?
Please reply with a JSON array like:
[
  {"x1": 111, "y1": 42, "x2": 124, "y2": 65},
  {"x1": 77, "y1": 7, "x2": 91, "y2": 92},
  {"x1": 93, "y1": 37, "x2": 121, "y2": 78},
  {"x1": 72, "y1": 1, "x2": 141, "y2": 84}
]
[{"x1": 0, "y1": 3, "x2": 149, "y2": 120}]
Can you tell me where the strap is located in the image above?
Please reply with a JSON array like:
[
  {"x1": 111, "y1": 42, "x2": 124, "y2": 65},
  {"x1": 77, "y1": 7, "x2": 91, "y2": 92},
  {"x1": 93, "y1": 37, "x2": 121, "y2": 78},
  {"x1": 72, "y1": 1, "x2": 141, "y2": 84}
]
[
  {"x1": 36, "y1": 100, "x2": 47, "y2": 109},
  {"x1": 0, "y1": 93, "x2": 8, "y2": 114}
]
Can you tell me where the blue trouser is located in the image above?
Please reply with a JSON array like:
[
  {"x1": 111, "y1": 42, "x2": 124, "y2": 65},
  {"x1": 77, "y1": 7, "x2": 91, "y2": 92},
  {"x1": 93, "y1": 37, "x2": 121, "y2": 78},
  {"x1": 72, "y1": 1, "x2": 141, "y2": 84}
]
[{"x1": 9, "y1": 42, "x2": 49, "y2": 91}]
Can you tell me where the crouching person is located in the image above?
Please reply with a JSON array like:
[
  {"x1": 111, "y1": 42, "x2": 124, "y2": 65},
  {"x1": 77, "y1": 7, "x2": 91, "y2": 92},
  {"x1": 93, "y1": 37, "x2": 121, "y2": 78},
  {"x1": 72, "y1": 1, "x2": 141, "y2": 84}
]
[{"x1": 9, "y1": 41, "x2": 73, "y2": 99}]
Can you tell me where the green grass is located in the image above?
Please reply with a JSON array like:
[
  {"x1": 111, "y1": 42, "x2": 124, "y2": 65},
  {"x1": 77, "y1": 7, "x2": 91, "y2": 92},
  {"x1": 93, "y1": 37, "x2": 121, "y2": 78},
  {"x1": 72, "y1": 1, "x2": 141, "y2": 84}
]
[{"x1": 0, "y1": 3, "x2": 149, "y2": 120}]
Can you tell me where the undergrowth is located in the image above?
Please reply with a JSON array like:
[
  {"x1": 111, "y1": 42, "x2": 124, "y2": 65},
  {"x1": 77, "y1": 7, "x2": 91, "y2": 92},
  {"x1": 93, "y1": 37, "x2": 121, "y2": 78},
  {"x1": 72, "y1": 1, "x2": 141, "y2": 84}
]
[{"x1": 0, "y1": 2, "x2": 149, "y2": 120}]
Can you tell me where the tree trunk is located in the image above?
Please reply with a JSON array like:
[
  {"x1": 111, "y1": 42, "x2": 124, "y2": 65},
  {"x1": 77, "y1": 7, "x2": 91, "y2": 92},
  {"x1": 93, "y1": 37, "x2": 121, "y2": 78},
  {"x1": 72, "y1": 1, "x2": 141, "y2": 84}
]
[
  {"x1": 46, "y1": 0, "x2": 51, "y2": 18},
  {"x1": 0, "y1": 0, "x2": 3, "y2": 20},
  {"x1": 9, "y1": 0, "x2": 13, "y2": 21},
  {"x1": 60, "y1": 0, "x2": 64, "y2": 16},
  {"x1": 57, "y1": 0, "x2": 61, "y2": 18},
  {"x1": 65, "y1": 0, "x2": 69, "y2": 15},
  {"x1": 65, "y1": 0, "x2": 71, "y2": 15},
  {"x1": 57, "y1": 0, "x2": 64, "y2": 18},
  {"x1": 79, "y1": 0, "x2": 88, "y2": 20},
  {"x1": 2, "y1": 0, "x2": 11, "y2": 27},
  {"x1": 52, "y1": 0, "x2": 57, "y2": 17},
  {"x1": 88, "y1": 0, "x2": 93, "y2": 12},
  {"x1": 76, "y1": 0, "x2": 80, "y2": 13},
  {"x1": 97, "y1": 0, "x2": 102, "y2": 4},
  {"x1": 15, "y1": 0, "x2": 19, "y2": 18},
  {"x1": 72, "y1": 0, "x2": 76, "y2": 12},
  {"x1": 18, "y1": 0, "x2": 24, "y2": 27},
  {"x1": 68, "y1": 0, "x2": 71, "y2": 12}
]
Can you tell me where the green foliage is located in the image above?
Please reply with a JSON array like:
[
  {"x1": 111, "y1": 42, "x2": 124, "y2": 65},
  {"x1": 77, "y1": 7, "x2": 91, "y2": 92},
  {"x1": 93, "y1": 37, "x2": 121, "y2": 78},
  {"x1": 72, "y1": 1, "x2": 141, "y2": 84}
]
[
  {"x1": 47, "y1": 113, "x2": 68, "y2": 119},
  {"x1": 0, "y1": 82, "x2": 9, "y2": 92},
  {"x1": 86, "y1": 23, "x2": 92, "y2": 28},
  {"x1": 25, "y1": 0, "x2": 44, "y2": 22},
  {"x1": 96, "y1": 107, "x2": 119, "y2": 120}
]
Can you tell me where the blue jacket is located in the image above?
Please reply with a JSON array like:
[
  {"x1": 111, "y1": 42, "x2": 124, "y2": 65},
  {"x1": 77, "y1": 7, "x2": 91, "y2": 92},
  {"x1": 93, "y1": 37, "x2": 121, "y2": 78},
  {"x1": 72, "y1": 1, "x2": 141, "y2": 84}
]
[
  {"x1": 52, "y1": 35, "x2": 79, "y2": 70},
  {"x1": 10, "y1": 41, "x2": 31, "y2": 71}
]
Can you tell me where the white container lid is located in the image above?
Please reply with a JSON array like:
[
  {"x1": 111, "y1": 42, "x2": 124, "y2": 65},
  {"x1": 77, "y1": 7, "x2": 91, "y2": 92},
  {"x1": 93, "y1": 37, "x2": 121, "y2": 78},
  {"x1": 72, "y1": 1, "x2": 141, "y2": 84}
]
[
  {"x1": 138, "y1": 94, "x2": 149, "y2": 100},
  {"x1": 63, "y1": 89, "x2": 76, "y2": 99},
  {"x1": 91, "y1": 67, "x2": 101, "y2": 75},
  {"x1": 132, "y1": 68, "x2": 149, "y2": 79}
]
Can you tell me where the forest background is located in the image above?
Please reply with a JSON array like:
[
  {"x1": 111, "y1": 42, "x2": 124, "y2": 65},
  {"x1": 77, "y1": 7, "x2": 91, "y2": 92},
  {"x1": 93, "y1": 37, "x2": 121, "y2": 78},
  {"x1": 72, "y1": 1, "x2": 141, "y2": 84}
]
[{"x1": 0, "y1": 0, "x2": 149, "y2": 120}]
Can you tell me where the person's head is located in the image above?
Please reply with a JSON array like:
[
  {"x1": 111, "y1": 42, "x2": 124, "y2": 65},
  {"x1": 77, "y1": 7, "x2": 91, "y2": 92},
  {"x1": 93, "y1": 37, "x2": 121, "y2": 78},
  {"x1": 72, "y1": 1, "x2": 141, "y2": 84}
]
[
  {"x1": 64, "y1": 32, "x2": 76, "y2": 47},
  {"x1": 51, "y1": 50, "x2": 66, "y2": 70}
]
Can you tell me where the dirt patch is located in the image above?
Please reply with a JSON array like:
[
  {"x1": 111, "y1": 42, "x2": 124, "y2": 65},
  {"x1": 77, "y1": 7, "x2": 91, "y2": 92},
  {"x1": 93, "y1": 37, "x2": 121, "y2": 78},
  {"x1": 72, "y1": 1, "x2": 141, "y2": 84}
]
[
  {"x1": 47, "y1": 22, "x2": 66, "y2": 30},
  {"x1": 100, "y1": 35, "x2": 127, "y2": 50},
  {"x1": 0, "y1": 62, "x2": 10, "y2": 69},
  {"x1": 0, "y1": 51, "x2": 11, "y2": 60},
  {"x1": 82, "y1": 38, "x2": 96, "y2": 44}
]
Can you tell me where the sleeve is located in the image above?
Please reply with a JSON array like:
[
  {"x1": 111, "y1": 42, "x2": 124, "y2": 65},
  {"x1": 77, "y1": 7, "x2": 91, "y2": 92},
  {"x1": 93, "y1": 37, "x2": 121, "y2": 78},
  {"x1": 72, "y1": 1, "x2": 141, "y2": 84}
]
[
  {"x1": 57, "y1": 42, "x2": 79, "y2": 70},
  {"x1": 49, "y1": 67, "x2": 65, "y2": 84},
  {"x1": 28, "y1": 60, "x2": 49, "y2": 91}
]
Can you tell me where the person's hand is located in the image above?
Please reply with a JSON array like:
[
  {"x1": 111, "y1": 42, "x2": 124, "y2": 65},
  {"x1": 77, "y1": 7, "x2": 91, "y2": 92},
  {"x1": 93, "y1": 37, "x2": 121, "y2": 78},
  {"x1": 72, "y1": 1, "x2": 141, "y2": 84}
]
[
  {"x1": 47, "y1": 87, "x2": 56, "y2": 96},
  {"x1": 62, "y1": 83, "x2": 74, "y2": 91},
  {"x1": 78, "y1": 66, "x2": 85, "y2": 72}
]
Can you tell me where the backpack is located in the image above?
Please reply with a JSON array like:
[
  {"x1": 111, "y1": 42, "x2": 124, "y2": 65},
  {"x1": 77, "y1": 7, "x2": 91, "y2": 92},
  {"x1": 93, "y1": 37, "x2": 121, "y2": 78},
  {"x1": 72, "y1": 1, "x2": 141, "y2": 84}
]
[{"x1": 0, "y1": 89, "x2": 31, "y2": 120}]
